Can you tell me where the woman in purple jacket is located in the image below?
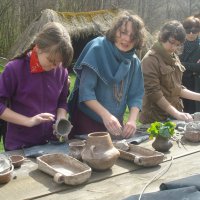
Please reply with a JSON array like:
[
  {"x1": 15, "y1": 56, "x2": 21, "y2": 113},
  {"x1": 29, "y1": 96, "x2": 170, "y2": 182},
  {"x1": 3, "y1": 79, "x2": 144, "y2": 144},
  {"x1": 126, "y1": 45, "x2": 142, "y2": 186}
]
[{"x1": 0, "y1": 22, "x2": 73, "y2": 150}]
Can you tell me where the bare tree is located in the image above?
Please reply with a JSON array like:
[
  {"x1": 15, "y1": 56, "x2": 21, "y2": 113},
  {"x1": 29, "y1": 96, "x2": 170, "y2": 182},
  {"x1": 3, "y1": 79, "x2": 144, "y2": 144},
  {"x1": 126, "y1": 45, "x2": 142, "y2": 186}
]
[{"x1": 0, "y1": 0, "x2": 200, "y2": 57}]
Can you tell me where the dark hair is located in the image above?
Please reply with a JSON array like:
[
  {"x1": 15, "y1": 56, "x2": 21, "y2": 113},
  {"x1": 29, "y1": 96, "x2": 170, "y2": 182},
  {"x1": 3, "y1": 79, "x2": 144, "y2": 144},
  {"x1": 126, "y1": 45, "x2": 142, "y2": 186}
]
[
  {"x1": 105, "y1": 11, "x2": 146, "y2": 50},
  {"x1": 13, "y1": 22, "x2": 74, "y2": 68},
  {"x1": 183, "y1": 16, "x2": 200, "y2": 31},
  {"x1": 158, "y1": 20, "x2": 186, "y2": 43}
]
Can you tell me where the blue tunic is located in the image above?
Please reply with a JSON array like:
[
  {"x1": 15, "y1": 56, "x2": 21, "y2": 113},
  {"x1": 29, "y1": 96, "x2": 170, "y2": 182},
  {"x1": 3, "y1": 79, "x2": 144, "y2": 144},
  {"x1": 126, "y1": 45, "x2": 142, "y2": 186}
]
[{"x1": 72, "y1": 36, "x2": 144, "y2": 123}]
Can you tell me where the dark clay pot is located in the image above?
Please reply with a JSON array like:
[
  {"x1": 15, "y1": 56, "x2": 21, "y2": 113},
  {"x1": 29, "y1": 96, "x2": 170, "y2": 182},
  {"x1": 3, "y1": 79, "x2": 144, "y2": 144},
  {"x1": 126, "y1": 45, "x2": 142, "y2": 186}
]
[{"x1": 152, "y1": 135, "x2": 173, "y2": 152}]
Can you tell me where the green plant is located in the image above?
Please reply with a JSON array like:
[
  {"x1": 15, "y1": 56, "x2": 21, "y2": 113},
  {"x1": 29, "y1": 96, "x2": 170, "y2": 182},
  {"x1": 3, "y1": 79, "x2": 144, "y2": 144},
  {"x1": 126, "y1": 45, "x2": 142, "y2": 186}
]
[
  {"x1": 0, "y1": 57, "x2": 7, "y2": 73},
  {"x1": 147, "y1": 121, "x2": 176, "y2": 140}
]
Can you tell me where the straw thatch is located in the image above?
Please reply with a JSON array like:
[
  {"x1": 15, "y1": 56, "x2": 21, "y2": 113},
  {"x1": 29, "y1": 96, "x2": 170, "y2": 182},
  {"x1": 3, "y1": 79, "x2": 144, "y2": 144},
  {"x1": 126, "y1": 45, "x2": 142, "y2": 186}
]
[
  {"x1": 8, "y1": 9, "x2": 118, "y2": 59},
  {"x1": 8, "y1": 8, "x2": 154, "y2": 61},
  {"x1": 194, "y1": 13, "x2": 200, "y2": 19}
]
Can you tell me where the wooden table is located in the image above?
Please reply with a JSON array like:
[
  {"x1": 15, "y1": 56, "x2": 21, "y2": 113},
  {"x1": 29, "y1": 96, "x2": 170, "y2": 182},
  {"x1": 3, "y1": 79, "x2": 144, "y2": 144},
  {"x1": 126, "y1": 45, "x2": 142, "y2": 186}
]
[{"x1": 1, "y1": 137, "x2": 200, "y2": 200}]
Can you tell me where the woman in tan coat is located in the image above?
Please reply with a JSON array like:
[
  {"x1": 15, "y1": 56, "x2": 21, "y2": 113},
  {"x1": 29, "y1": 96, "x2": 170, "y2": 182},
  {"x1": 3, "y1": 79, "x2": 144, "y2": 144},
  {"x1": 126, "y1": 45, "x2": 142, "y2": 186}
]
[{"x1": 139, "y1": 20, "x2": 200, "y2": 124}]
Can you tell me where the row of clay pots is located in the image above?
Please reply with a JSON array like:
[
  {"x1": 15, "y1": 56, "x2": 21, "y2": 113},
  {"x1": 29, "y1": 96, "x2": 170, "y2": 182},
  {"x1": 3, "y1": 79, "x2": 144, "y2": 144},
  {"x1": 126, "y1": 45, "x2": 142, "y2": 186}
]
[{"x1": 68, "y1": 131, "x2": 174, "y2": 171}]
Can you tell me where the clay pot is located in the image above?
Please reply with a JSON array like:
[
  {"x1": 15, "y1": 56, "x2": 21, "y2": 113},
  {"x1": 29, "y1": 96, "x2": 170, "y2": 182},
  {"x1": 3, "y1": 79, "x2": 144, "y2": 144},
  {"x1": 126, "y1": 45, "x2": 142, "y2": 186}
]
[
  {"x1": 184, "y1": 121, "x2": 200, "y2": 142},
  {"x1": 152, "y1": 135, "x2": 173, "y2": 152},
  {"x1": 68, "y1": 141, "x2": 85, "y2": 160},
  {"x1": 37, "y1": 154, "x2": 91, "y2": 185},
  {"x1": 191, "y1": 112, "x2": 200, "y2": 121},
  {"x1": 54, "y1": 119, "x2": 73, "y2": 138},
  {"x1": 0, "y1": 165, "x2": 14, "y2": 184},
  {"x1": 81, "y1": 132, "x2": 120, "y2": 171},
  {"x1": 0, "y1": 157, "x2": 11, "y2": 174},
  {"x1": 9, "y1": 155, "x2": 25, "y2": 168}
]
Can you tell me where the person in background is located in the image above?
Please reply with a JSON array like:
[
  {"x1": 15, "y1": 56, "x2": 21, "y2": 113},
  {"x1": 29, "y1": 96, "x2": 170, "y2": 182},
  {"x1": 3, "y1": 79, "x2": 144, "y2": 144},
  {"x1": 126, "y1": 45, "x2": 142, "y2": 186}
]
[
  {"x1": 0, "y1": 22, "x2": 74, "y2": 150},
  {"x1": 68, "y1": 11, "x2": 146, "y2": 139},
  {"x1": 139, "y1": 20, "x2": 200, "y2": 124},
  {"x1": 180, "y1": 16, "x2": 200, "y2": 113}
]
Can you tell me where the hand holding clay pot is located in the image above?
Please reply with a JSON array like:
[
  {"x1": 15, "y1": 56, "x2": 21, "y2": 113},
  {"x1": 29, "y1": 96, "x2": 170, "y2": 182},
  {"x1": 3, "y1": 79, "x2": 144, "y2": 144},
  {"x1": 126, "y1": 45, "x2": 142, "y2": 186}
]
[{"x1": 53, "y1": 119, "x2": 73, "y2": 140}]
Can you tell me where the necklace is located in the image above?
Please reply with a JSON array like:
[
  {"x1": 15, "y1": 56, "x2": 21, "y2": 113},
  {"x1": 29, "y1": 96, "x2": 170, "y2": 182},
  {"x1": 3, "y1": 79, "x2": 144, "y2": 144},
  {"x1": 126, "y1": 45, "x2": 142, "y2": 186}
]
[{"x1": 113, "y1": 80, "x2": 124, "y2": 104}]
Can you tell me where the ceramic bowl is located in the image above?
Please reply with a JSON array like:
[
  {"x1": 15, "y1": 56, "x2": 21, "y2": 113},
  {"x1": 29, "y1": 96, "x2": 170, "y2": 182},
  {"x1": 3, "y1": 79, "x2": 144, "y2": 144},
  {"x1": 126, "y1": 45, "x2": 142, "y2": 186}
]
[
  {"x1": 68, "y1": 140, "x2": 86, "y2": 160},
  {"x1": 0, "y1": 156, "x2": 11, "y2": 174},
  {"x1": 55, "y1": 119, "x2": 73, "y2": 137},
  {"x1": 9, "y1": 155, "x2": 25, "y2": 168},
  {"x1": 37, "y1": 153, "x2": 91, "y2": 185},
  {"x1": 115, "y1": 143, "x2": 164, "y2": 167},
  {"x1": 0, "y1": 165, "x2": 14, "y2": 184},
  {"x1": 184, "y1": 121, "x2": 200, "y2": 142}
]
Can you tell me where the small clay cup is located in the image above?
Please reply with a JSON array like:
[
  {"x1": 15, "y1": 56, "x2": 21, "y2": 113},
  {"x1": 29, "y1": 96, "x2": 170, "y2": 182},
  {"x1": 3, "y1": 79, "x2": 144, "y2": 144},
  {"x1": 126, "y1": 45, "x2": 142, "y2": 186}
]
[
  {"x1": 68, "y1": 141, "x2": 86, "y2": 160},
  {"x1": 9, "y1": 155, "x2": 25, "y2": 168},
  {"x1": 0, "y1": 165, "x2": 14, "y2": 184},
  {"x1": 54, "y1": 119, "x2": 73, "y2": 137}
]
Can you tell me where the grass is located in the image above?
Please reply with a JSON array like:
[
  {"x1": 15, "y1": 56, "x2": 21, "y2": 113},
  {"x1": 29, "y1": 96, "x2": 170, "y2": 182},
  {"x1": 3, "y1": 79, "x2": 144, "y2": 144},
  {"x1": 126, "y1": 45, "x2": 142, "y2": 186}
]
[
  {"x1": 0, "y1": 66, "x2": 4, "y2": 73},
  {"x1": 0, "y1": 142, "x2": 4, "y2": 152},
  {"x1": 0, "y1": 57, "x2": 7, "y2": 72},
  {"x1": 69, "y1": 72, "x2": 76, "y2": 92}
]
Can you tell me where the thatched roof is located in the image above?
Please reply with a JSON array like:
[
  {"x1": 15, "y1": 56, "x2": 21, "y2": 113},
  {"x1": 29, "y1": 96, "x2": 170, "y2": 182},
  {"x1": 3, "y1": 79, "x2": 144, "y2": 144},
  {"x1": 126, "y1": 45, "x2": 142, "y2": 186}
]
[
  {"x1": 8, "y1": 8, "x2": 154, "y2": 60},
  {"x1": 57, "y1": 9, "x2": 120, "y2": 38},
  {"x1": 194, "y1": 13, "x2": 200, "y2": 19},
  {"x1": 8, "y1": 9, "x2": 119, "y2": 58}
]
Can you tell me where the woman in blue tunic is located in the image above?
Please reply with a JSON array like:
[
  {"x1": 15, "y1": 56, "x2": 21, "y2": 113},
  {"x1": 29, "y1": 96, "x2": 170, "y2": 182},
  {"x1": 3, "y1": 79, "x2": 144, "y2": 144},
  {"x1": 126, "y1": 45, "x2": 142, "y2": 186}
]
[{"x1": 69, "y1": 11, "x2": 146, "y2": 139}]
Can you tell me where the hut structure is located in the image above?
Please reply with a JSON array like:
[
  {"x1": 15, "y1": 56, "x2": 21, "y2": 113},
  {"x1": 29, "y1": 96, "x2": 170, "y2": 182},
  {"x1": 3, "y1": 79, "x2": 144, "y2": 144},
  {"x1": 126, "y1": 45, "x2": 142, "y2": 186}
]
[
  {"x1": 8, "y1": 8, "x2": 154, "y2": 63},
  {"x1": 194, "y1": 13, "x2": 200, "y2": 19}
]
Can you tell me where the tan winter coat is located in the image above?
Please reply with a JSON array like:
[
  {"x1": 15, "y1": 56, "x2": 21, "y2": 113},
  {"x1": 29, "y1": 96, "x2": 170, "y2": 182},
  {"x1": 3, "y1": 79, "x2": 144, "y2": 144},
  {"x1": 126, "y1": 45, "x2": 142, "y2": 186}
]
[{"x1": 139, "y1": 42, "x2": 185, "y2": 124}]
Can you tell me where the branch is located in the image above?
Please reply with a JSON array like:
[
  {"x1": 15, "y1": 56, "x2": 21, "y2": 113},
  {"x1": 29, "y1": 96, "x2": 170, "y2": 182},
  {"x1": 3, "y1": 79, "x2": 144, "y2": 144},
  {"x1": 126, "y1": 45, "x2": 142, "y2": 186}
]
[{"x1": 0, "y1": 0, "x2": 12, "y2": 18}]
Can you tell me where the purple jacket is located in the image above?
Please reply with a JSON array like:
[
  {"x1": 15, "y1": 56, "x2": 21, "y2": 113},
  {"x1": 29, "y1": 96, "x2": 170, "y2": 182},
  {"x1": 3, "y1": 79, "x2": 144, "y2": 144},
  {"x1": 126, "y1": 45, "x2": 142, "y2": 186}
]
[{"x1": 0, "y1": 55, "x2": 69, "y2": 150}]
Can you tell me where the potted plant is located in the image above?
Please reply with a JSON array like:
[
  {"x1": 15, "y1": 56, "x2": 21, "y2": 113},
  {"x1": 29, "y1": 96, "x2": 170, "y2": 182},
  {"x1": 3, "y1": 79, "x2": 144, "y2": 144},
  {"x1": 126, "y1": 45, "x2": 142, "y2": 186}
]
[{"x1": 147, "y1": 121, "x2": 176, "y2": 152}]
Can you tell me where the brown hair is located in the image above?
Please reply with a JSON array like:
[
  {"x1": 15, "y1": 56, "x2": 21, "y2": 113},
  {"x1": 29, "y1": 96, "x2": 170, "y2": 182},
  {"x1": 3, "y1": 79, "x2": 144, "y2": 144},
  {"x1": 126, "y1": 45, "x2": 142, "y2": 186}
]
[
  {"x1": 105, "y1": 11, "x2": 146, "y2": 50},
  {"x1": 183, "y1": 16, "x2": 200, "y2": 31},
  {"x1": 158, "y1": 20, "x2": 186, "y2": 43},
  {"x1": 13, "y1": 22, "x2": 74, "y2": 68}
]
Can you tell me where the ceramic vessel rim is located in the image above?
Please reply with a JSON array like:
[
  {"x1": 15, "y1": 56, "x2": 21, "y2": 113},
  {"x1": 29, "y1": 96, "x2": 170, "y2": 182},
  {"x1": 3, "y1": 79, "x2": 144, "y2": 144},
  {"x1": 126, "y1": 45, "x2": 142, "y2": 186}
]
[
  {"x1": 0, "y1": 164, "x2": 14, "y2": 176},
  {"x1": 56, "y1": 119, "x2": 72, "y2": 135},
  {"x1": 10, "y1": 155, "x2": 25, "y2": 163},
  {"x1": 57, "y1": 118, "x2": 70, "y2": 125},
  {"x1": 69, "y1": 141, "x2": 85, "y2": 147},
  {"x1": 88, "y1": 132, "x2": 109, "y2": 137}
]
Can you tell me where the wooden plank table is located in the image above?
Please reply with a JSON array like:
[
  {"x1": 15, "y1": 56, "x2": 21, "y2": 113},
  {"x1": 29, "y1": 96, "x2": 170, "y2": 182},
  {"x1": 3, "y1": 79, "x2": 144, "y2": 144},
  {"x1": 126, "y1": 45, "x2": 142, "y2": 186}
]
[{"x1": 1, "y1": 136, "x2": 200, "y2": 200}]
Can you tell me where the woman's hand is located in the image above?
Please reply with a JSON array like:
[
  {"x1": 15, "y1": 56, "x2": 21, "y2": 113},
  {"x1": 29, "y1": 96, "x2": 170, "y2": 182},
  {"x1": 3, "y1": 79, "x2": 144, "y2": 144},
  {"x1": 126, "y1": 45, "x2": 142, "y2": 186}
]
[
  {"x1": 121, "y1": 107, "x2": 139, "y2": 138},
  {"x1": 166, "y1": 104, "x2": 193, "y2": 122},
  {"x1": 1, "y1": 108, "x2": 55, "y2": 127},
  {"x1": 122, "y1": 120, "x2": 137, "y2": 138},
  {"x1": 102, "y1": 114, "x2": 122, "y2": 136},
  {"x1": 174, "y1": 111, "x2": 193, "y2": 122},
  {"x1": 84, "y1": 100, "x2": 123, "y2": 136},
  {"x1": 28, "y1": 113, "x2": 55, "y2": 127}
]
